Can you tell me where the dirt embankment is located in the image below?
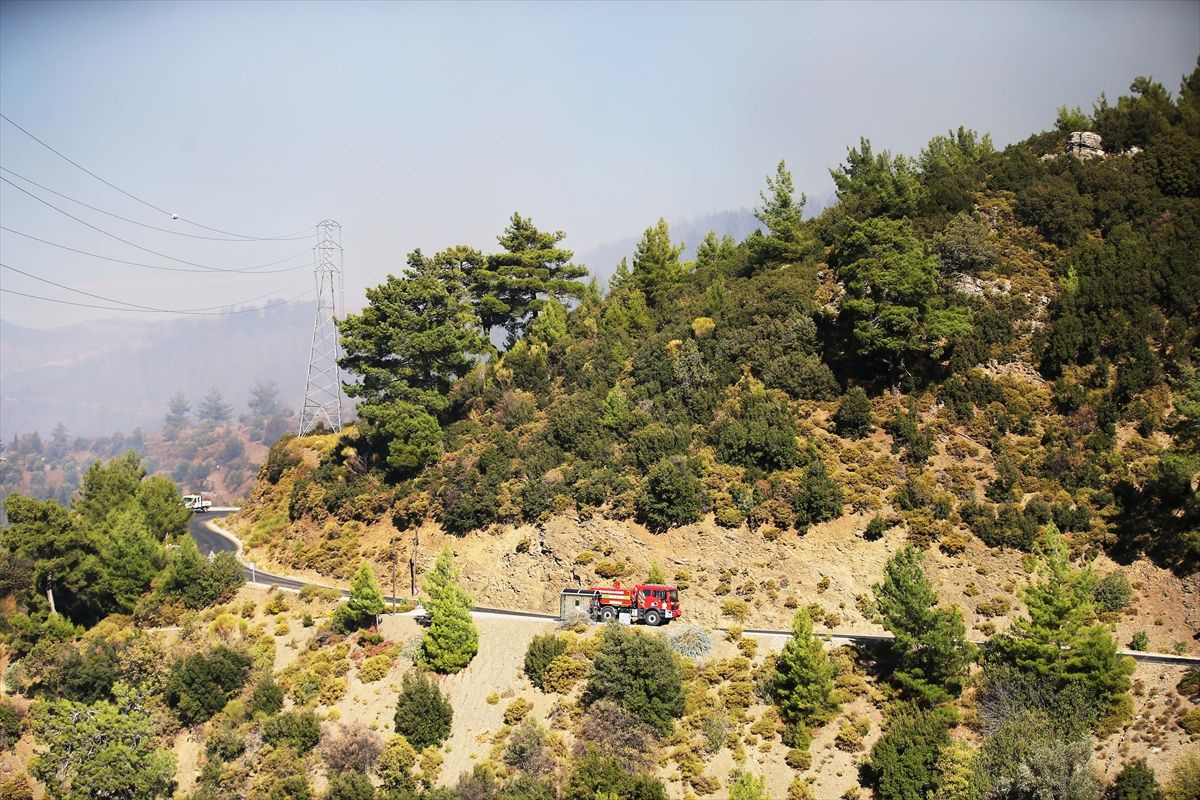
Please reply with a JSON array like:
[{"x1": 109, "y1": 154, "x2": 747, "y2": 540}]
[{"x1": 231, "y1": 509, "x2": 1200, "y2": 656}]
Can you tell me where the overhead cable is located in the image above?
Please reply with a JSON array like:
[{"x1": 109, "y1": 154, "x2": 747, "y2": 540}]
[
  {"x1": 0, "y1": 226, "x2": 311, "y2": 274},
  {"x1": 1, "y1": 286, "x2": 314, "y2": 315},
  {"x1": 0, "y1": 262, "x2": 310, "y2": 312},
  {"x1": 1, "y1": 177, "x2": 314, "y2": 273},
  {"x1": 0, "y1": 112, "x2": 314, "y2": 241},
  {"x1": 0, "y1": 282, "x2": 315, "y2": 316},
  {"x1": 0, "y1": 166, "x2": 313, "y2": 242}
]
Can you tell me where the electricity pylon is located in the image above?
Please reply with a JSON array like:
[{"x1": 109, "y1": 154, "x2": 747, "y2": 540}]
[{"x1": 298, "y1": 220, "x2": 344, "y2": 436}]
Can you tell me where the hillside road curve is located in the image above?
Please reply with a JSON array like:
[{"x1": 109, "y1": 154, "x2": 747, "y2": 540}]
[
  {"x1": 188, "y1": 512, "x2": 1200, "y2": 666},
  {"x1": 188, "y1": 510, "x2": 558, "y2": 620}
]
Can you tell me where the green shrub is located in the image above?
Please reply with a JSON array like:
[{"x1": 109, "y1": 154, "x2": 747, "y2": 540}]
[
  {"x1": 564, "y1": 749, "x2": 666, "y2": 800},
  {"x1": 164, "y1": 646, "x2": 251, "y2": 725},
  {"x1": 542, "y1": 655, "x2": 590, "y2": 693},
  {"x1": 792, "y1": 458, "x2": 844, "y2": 530},
  {"x1": 524, "y1": 634, "x2": 568, "y2": 690},
  {"x1": 868, "y1": 703, "x2": 957, "y2": 800},
  {"x1": 249, "y1": 674, "x2": 284, "y2": 716},
  {"x1": 864, "y1": 515, "x2": 891, "y2": 540},
  {"x1": 0, "y1": 699, "x2": 23, "y2": 752},
  {"x1": 324, "y1": 771, "x2": 376, "y2": 800},
  {"x1": 885, "y1": 405, "x2": 933, "y2": 466},
  {"x1": 504, "y1": 697, "x2": 533, "y2": 725},
  {"x1": 1094, "y1": 571, "x2": 1133, "y2": 613},
  {"x1": 204, "y1": 724, "x2": 246, "y2": 762},
  {"x1": 360, "y1": 654, "x2": 394, "y2": 683},
  {"x1": 262, "y1": 709, "x2": 320, "y2": 753},
  {"x1": 263, "y1": 437, "x2": 302, "y2": 483},
  {"x1": 710, "y1": 385, "x2": 800, "y2": 472},
  {"x1": 834, "y1": 387, "x2": 874, "y2": 439},
  {"x1": 267, "y1": 775, "x2": 313, "y2": 800},
  {"x1": 636, "y1": 458, "x2": 703, "y2": 532},
  {"x1": 393, "y1": 670, "x2": 453, "y2": 750},
  {"x1": 584, "y1": 625, "x2": 684, "y2": 733},
  {"x1": 157, "y1": 536, "x2": 244, "y2": 610},
  {"x1": 1107, "y1": 759, "x2": 1164, "y2": 800},
  {"x1": 1129, "y1": 631, "x2": 1150, "y2": 651},
  {"x1": 628, "y1": 423, "x2": 691, "y2": 471}
]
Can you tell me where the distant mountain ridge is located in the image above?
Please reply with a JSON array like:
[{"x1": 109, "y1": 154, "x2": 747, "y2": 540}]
[{"x1": 0, "y1": 301, "x2": 317, "y2": 439}]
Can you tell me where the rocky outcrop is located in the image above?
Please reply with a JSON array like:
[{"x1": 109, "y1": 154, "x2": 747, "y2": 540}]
[{"x1": 1068, "y1": 131, "x2": 1105, "y2": 159}]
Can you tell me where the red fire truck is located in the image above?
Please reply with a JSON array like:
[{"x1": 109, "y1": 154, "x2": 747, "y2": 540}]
[{"x1": 575, "y1": 580, "x2": 682, "y2": 626}]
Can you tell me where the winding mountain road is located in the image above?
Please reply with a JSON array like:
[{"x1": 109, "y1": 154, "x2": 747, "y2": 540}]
[
  {"x1": 189, "y1": 510, "x2": 559, "y2": 621},
  {"x1": 188, "y1": 511, "x2": 1200, "y2": 666}
]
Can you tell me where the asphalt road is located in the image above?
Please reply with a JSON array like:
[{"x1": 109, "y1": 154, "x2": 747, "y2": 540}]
[
  {"x1": 188, "y1": 511, "x2": 1200, "y2": 666},
  {"x1": 188, "y1": 510, "x2": 558, "y2": 619}
]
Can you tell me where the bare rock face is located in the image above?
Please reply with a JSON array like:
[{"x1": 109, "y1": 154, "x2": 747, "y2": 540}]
[
  {"x1": 1067, "y1": 131, "x2": 1105, "y2": 159},
  {"x1": 1042, "y1": 131, "x2": 1108, "y2": 162}
]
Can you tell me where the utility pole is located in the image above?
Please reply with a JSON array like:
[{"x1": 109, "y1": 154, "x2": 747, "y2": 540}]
[
  {"x1": 389, "y1": 536, "x2": 398, "y2": 614},
  {"x1": 299, "y1": 220, "x2": 344, "y2": 436},
  {"x1": 410, "y1": 528, "x2": 419, "y2": 598}
]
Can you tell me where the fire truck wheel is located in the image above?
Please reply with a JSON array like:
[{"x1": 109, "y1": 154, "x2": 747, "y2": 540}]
[
  {"x1": 644, "y1": 609, "x2": 662, "y2": 626},
  {"x1": 601, "y1": 606, "x2": 617, "y2": 622}
]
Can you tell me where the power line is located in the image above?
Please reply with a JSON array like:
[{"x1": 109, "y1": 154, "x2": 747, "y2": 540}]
[
  {"x1": 0, "y1": 283, "x2": 315, "y2": 316},
  {"x1": 0, "y1": 166, "x2": 314, "y2": 242},
  {"x1": 0, "y1": 112, "x2": 313, "y2": 241},
  {"x1": 1, "y1": 177, "x2": 315, "y2": 274},
  {"x1": 1, "y1": 286, "x2": 314, "y2": 315},
  {"x1": 0, "y1": 225, "x2": 312, "y2": 275},
  {"x1": 1, "y1": 262, "x2": 310, "y2": 313}
]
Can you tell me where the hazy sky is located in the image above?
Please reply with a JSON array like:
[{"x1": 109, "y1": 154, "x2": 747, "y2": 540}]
[{"x1": 1, "y1": 0, "x2": 1197, "y2": 329}]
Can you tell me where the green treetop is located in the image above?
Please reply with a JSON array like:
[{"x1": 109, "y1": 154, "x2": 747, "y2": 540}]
[
  {"x1": 873, "y1": 546, "x2": 973, "y2": 705},
  {"x1": 30, "y1": 682, "x2": 177, "y2": 800},
  {"x1": 631, "y1": 218, "x2": 686, "y2": 307},
  {"x1": 334, "y1": 562, "x2": 387, "y2": 633},
  {"x1": 197, "y1": 388, "x2": 232, "y2": 425},
  {"x1": 751, "y1": 160, "x2": 817, "y2": 266},
  {"x1": 986, "y1": 528, "x2": 1133, "y2": 729},
  {"x1": 832, "y1": 216, "x2": 972, "y2": 381},
  {"x1": 474, "y1": 212, "x2": 588, "y2": 344},
  {"x1": 163, "y1": 391, "x2": 189, "y2": 437},
  {"x1": 420, "y1": 546, "x2": 479, "y2": 673},
  {"x1": 772, "y1": 609, "x2": 839, "y2": 740},
  {"x1": 829, "y1": 138, "x2": 926, "y2": 222},
  {"x1": 339, "y1": 248, "x2": 488, "y2": 414}
]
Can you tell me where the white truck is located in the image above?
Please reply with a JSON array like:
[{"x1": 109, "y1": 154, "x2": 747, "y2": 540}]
[{"x1": 182, "y1": 494, "x2": 213, "y2": 513}]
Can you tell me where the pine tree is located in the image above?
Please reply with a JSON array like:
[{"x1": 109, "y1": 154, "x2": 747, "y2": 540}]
[
  {"x1": 631, "y1": 218, "x2": 685, "y2": 306},
  {"x1": 475, "y1": 213, "x2": 588, "y2": 343},
  {"x1": 48, "y1": 422, "x2": 70, "y2": 461},
  {"x1": 873, "y1": 546, "x2": 973, "y2": 704},
  {"x1": 646, "y1": 563, "x2": 666, "y2": 584},
  {"x1": 164, "y1": 391, "x2": 190, "y2": 438},
  {"x1": 334, "y1": 563, "x2": 386, "y2": 633},
  {"x1": 420, "y1": 546, "x2": 479, "y2": 673},
  {"x1": 773, "y1": 609, "x2": 838, "y2": 740},
  {"x1": 197, "y1": 388, "x2": 232, "y2": 425},
  {"x1": 986, "y1": 528, "x2": 1133, "y2": 729}
]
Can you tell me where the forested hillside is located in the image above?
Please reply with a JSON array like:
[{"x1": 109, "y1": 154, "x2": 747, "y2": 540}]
[
  {"x1": 2, "y1": 65, "x2": 1199, "y2": 800},
  {"x1": 247, "y1": 65, "x2": 1199, "y2": 575}
]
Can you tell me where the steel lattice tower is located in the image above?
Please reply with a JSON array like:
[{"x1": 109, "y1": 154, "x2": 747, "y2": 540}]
[{"x1": 299, "y1": 220, "x2": 344, "y2": 436}]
